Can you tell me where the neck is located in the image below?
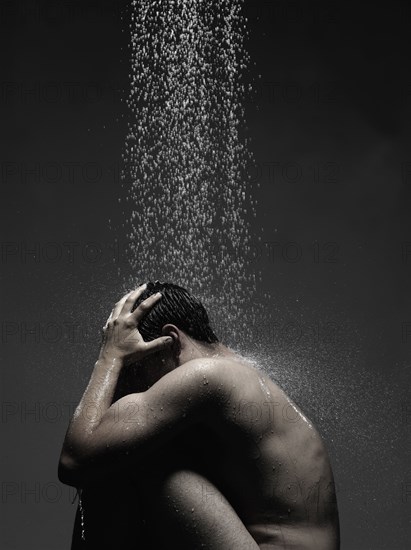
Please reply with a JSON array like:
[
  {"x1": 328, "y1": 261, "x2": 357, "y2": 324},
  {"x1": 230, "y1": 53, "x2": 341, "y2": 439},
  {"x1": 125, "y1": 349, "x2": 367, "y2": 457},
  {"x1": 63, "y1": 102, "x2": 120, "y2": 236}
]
[{"x1": 178, "y1": 340, "x2": 239, "y2": 365}]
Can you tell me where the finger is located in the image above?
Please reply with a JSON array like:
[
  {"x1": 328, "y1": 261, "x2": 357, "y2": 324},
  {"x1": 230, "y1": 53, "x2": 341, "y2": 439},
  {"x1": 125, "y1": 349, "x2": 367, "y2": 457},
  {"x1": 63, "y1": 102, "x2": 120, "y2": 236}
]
[
  {"x1": 131, "y1": 292, "x2": 163, "y2": 323},
  {"x1": 103, "y1": 310, "x2": 114, "y2": 330},
  {"x1": 120, "y1": 283, "x2": 148, "y2": 316},
  {"x1": 141, "y1": 336, "x2": 173, "y2": 357},
  {"x1": 111, "y1": 290, "x2": 134, "y2": 320}
]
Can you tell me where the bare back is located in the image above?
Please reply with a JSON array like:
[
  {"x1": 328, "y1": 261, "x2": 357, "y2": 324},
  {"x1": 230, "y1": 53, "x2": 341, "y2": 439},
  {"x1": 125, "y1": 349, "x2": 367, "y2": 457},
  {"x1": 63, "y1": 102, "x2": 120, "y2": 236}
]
[
  {"x1": 203, "y1": 357, "x2": 340, "y2": 548},
  {"x1": 141, "y1": 356, "x2": 340, "y2": 550}
]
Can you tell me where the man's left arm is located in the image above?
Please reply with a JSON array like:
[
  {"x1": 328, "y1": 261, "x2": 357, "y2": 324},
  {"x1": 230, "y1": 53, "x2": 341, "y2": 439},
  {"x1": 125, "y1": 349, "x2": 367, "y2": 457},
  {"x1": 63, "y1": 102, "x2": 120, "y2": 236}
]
[
  {"x1": 58, "y1": 285, "x2": 220, "y2": 486},
  {"x1": 58, "y1": 357, "x2": 219, "y2": 486}
]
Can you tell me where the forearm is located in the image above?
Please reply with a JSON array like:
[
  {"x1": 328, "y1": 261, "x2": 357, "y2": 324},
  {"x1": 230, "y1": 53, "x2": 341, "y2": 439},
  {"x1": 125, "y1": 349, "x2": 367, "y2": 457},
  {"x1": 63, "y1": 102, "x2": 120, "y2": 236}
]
[{"x1": 60, "y1": 352, "x2": 123, "y2": 461}]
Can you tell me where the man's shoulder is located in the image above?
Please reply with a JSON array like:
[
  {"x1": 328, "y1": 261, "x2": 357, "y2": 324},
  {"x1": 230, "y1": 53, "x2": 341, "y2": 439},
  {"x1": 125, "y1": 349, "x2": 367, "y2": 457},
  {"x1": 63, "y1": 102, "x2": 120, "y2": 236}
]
[
  {"x1": 179, "y1": 355, "x2": 251, "y2": 377},
  {"x1": 177, "y1": 355, "x2": 262, "y2": 394}
]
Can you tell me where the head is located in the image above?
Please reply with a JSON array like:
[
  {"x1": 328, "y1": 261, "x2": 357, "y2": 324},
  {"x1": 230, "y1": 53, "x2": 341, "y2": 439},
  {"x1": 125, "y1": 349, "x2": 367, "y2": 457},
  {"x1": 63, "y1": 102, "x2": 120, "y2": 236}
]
[{"x1": 132, "y1": 281, "x2": 220, "y2": 384}]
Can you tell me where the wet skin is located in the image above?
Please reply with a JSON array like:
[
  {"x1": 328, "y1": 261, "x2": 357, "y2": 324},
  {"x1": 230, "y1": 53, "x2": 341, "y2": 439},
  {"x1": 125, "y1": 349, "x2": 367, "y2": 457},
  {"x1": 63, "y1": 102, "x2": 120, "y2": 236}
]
[
  {"x1": 71, "y1": 356, "x2": 340, "y2": 549},
  {"x1": 62, "y1": 287, "x2": 339, "y2": 549},
  {"x1": 138, "y1": 356, "x2": 340, "y2": 550}
]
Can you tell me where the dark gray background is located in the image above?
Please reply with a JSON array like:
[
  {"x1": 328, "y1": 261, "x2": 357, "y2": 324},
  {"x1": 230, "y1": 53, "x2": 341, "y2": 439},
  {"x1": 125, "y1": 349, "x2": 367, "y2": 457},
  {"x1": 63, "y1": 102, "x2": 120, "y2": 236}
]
[{"x1": 1, "y1": 1, "x2": 410, "y2": 548}]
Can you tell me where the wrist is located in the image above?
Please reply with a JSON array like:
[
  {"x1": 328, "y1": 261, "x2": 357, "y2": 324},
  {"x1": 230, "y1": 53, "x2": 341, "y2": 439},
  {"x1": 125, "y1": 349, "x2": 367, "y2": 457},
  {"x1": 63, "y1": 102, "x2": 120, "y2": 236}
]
[{"x1": 96, "y1": 350, "x2": 124, "y2": 369}]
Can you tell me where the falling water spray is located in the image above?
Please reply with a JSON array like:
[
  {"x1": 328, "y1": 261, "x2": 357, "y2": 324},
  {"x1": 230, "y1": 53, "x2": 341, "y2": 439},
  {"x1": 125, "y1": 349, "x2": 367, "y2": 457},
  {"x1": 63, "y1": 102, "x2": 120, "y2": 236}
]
[{"x1": 120, "y1": 0, "x2": 268, "y2": 351}]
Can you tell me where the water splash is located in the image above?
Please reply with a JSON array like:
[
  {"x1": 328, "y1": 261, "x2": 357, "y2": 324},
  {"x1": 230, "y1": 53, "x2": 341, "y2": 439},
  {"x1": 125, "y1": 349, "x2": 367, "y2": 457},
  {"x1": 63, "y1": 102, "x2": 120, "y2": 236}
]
[{"x1": 120, "y1": 0, "x2": 268, "y2": 350}]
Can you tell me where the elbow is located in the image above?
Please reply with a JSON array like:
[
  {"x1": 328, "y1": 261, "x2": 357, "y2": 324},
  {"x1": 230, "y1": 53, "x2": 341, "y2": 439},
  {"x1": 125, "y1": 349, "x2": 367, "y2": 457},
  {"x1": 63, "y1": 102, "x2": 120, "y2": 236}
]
[{"x1": 58, "y1": 452, "x2": 82, "y2": 487}]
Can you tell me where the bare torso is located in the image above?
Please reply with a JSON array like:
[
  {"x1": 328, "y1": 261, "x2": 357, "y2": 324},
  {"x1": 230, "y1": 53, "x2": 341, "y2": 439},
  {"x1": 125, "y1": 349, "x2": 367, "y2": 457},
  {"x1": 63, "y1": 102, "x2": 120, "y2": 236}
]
[
  {"x1": 136, "y1": 356, "x2": 340, "y2": 549},
  {"x1": 71, "y1": 356, "x2": 339, "y2": 549}
]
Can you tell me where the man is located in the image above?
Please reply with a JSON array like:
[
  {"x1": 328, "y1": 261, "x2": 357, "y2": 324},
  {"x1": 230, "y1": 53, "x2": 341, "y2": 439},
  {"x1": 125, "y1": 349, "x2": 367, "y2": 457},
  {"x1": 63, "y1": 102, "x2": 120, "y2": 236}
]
[{"x1": 59, "y1": 282, "x2": 340, "y2": 549}]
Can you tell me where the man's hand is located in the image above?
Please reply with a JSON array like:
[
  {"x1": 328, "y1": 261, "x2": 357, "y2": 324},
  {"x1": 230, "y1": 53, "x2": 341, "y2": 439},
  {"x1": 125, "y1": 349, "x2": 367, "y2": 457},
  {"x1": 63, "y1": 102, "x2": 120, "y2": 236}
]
[{"x1": 99, "y1": 283, "x2": 173, "y2": 364}]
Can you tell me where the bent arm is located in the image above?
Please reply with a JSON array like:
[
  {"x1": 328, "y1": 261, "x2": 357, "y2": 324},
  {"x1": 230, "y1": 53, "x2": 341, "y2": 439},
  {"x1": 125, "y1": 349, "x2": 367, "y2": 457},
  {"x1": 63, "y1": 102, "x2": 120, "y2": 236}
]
[
  {"x1": 58, "y1": 352, "x2": 125, "y2": 485},
  {"x1": 58, "y1": 359, "x2": 220, "y2": 486}
]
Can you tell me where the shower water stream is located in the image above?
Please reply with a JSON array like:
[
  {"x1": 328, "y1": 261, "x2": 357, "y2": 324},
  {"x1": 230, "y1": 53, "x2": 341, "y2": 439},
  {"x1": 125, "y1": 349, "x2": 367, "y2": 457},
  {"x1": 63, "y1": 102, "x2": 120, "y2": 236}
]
[{"x1": 120, "y1": 0, "x2": 269, "y2": 351}]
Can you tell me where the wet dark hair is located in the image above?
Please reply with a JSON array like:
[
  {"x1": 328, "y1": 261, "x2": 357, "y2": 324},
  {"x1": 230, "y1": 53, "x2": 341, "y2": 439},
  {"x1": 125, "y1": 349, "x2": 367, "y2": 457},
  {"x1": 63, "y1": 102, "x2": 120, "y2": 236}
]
[{"x1": 132, "y1": 281, "x2": 219, "y2": 344}]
